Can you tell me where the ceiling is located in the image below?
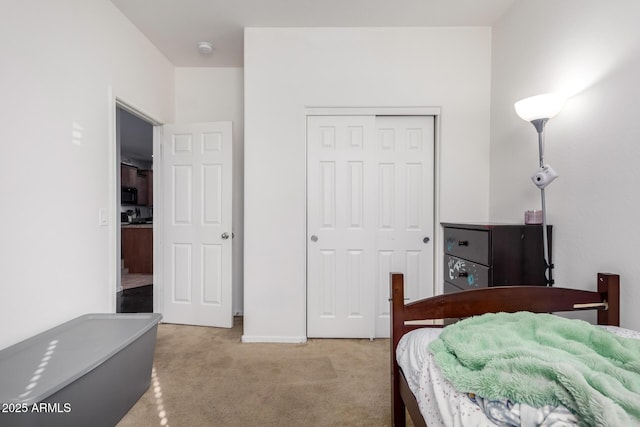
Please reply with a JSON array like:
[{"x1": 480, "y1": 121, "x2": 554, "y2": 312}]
[{"x1": 110, "y1": 0, "x2": 516, "y2": 67}]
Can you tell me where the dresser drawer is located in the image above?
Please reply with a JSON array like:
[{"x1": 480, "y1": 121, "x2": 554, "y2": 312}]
[
  {"x1": 444, "y1": 227, "x2": 489, "y2": 265},
  {"x1": 444, "y1": 254, "x2": 489, "y2": 290},
  {"x1": 444, "y1": 281, "x2": 464, "y2": 294}
]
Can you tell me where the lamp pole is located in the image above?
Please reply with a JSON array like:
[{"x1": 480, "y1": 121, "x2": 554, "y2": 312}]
[{"x1": 531, "y1": 118, "x2": 552, "y2": 286}]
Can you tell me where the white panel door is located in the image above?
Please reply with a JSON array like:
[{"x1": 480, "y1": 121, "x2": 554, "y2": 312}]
[
  {"x1": 307, "y1": 116, "x2": 377, "y2": 338},
  {"x1": 162, "y1": 122, "x2": 233, "y2": 328},
  {"x1": 307, "y1": 115, "x2": 434, "y2": 338},
  {"x1": 373, "y1": 116, "x2": 434, "y2": 337}
]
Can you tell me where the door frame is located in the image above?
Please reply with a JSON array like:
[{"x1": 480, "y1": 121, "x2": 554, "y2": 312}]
[
  {"x1": 304, "y1": 106, "x2": 443, "y2": 337},
  {"x1": 108, "y1": 88, "x2": 163, "y2": 313}
]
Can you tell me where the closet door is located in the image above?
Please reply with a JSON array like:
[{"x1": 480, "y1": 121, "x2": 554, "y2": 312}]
[
  {"x1": 373, "y1": 116, "x2": 434, "y2": 337},
  {"x1": 307, "y1": 115, "x2": 434, "y2": 338},
  {"x1": 307, "y1": 116, "x2": 377, "y2": 338}
]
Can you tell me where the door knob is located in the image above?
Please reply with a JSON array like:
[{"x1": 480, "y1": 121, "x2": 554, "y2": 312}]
[
  {"x1": 221, "y1": 232, "x2": 230, "y2": 240},
  {"x1": 423, "y1": 237, "x2": 430, "y2": 244},
  {"x1": 310, "y1": 235, "x2": 318, "y2": 242}
]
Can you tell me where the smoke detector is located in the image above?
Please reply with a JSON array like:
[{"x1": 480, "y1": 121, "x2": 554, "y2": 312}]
[{"x1": 197, "y1": 41, "x2": 213, "y2": 55}]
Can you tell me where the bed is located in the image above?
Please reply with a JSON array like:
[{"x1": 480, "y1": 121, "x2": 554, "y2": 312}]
[{"x1": 389, "y1": 272, "x2": 640, "y2": 427}]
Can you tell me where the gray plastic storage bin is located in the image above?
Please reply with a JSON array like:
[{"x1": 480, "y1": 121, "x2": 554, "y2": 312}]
[{"x1": 0, "y1": 313, "x2": 162, "y2": 427}]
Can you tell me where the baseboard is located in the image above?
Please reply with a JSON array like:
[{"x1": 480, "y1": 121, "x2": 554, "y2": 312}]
[{"x1": 241, "y1": 335, "x2": 307, "y2": 344}]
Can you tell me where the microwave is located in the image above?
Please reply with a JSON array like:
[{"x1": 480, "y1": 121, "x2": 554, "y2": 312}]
[{"x1": 121, "y1": 186, "x2": 138, "y2": 205}]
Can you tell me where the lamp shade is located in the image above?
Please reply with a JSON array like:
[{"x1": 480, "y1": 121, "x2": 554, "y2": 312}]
[{"x1": 514, "y1": 93, "x2": 566, "y2": 122}]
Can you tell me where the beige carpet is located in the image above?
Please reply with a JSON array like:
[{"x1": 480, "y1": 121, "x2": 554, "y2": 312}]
[{"x1": 116, "y1": 317, "x2": 407, "y2": 427}]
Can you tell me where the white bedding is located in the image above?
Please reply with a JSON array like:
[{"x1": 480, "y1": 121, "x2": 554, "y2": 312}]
[{"x1": 396, "y1": 325, "x2": 640, "y2": 427}]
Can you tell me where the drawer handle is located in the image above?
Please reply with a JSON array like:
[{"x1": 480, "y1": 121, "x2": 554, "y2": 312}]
[
  {"x1": 458, "y1": 272, "x2": 469, "y2": 278},
  {"x1": 458, "y1": 240, "x2": 469, "y2": 246}
]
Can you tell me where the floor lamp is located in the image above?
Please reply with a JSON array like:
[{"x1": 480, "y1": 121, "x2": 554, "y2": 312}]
[{"x1": 514, "y1": 93, "x2": 566, "y2": 286}]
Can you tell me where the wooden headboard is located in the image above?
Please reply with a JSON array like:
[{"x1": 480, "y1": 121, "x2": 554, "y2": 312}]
[
  {"x1": 391, "y1": 272, "x2": 619, "y2": 350},
  {"x1": 389, "y1": 272, "x2": 620, "y2": 427}
]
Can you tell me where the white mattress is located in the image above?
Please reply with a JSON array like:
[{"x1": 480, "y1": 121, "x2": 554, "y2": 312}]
[{"x1": 396, "y1": 325, "x2": 640, "y2": 427}]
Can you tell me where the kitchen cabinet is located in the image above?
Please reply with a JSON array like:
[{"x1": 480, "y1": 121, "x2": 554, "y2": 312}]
[
  {"x1": 121, "y1": 164, "x2": 137, "y2": 188},
  {"x1": 121, "y1": 163, "x2": 153, "y2": 206},
  {"x1": 442, "y1": 223, "x2": 552, "y2": 295},
  {"x1": 134, "y1": 170, "x2": 153, "y2": 207},
  {"x1": 121, "y1": 225, "x2": 153, "y2": 274},
  {"x1": 136, "y1": 171, "x2": 148, "y2": 206},
  {"x1": 146, "y1": 171, "x2": 153, "y2": 207},
  {"x1": 136, "y1": 170, "x2": 153, "y2": 207}
]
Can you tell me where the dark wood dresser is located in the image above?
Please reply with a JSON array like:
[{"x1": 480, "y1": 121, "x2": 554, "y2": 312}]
[{"x1": 442, "y1": 223, "x2": 552, "y2": 294}]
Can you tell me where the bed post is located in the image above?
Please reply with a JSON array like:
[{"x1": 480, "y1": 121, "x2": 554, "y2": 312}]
[
  {"x1": 390, "y1": 273, "x2": 406, "y2": 426},
  {"x1": 597, "y1": 273, "x2": 620, "y2": 326}
]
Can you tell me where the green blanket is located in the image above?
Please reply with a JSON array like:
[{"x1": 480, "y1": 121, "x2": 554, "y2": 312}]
[{"x1": 428, "y1": 312, "x2": 640, "y2": 426}]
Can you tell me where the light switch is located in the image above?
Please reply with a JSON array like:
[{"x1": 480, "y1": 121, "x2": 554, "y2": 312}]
[{"x1": 99, "y1": 208, "x2": 108, "y2": 226}]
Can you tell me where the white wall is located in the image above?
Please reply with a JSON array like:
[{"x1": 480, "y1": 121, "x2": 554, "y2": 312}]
[
  {"x1": 244, "y1": 27, "x2": 492, "y2": 342},
  {"x1": 0, "y1": 0, "x2": 174, "y2": 350},
  {"x1": 490, "y1": 0, "x2": 640, "y2": 330},
  {"x1": 174, "y1": 67, "x2": 245, "y2": 315}
]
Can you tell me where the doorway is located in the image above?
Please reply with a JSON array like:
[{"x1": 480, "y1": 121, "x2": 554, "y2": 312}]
[
  {"x1": 116, "y1": 106, "x2": 155, "y2": 313},
  {"x1": 109, "y1": 96, "x2": 235, "y2": 325}
]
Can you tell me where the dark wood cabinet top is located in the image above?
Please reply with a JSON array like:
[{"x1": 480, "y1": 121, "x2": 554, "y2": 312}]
[{"x1": 442, "y1": 222, "x2": 552, "y2": 230}]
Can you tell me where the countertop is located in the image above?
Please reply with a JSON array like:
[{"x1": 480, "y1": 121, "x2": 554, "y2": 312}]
[{"x1": 121, "y1": 223, "x2": 153, "y2": 228}]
